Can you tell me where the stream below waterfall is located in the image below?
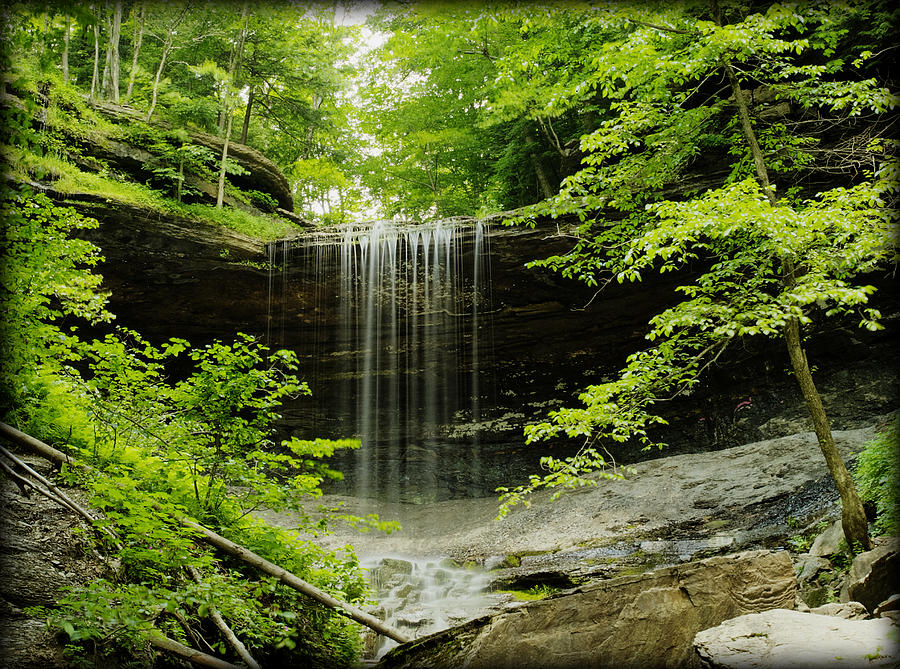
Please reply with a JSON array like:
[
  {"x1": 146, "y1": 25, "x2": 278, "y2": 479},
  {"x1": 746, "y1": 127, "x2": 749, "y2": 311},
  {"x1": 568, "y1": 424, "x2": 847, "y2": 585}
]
[{"x1": 360, "y1": 556, "x2": 507, "y2": 661}]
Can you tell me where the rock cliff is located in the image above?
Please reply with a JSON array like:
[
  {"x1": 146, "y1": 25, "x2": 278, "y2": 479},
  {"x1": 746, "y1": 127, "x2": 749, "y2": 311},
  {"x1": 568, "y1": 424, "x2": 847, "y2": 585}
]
[{"x1": 70, "y1": 210, "x2": 899, "y2": 501}]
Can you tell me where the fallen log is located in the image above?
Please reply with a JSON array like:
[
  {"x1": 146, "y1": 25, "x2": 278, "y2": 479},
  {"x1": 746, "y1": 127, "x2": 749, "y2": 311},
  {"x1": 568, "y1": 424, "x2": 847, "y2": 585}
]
[
  {"x1": 0, "y1": 443, "x2": 122, "y2": 548},
  {"x1": 0, "y1": 421, "x2": 412, "y2": 645},
  {"x1": 149, "y1": 634, "x2": 242, "y2": 669},
  {"x1": 180, "y1": 518, "x2": 411, "y2": 643}
]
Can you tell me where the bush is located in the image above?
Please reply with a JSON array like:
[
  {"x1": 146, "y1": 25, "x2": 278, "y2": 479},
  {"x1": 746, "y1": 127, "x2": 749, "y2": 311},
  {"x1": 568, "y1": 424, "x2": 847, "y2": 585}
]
[
  {"x1": 853, "y1": 415, "x2": 900, "y2": 536},
  {"x1": 248, "y1": 189, "x2": 279, "y2": 213}
]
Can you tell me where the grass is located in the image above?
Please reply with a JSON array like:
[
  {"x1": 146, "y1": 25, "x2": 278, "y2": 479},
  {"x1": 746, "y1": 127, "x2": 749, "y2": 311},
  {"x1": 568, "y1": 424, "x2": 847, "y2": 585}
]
[
  {"x1": 4, "y1": 145, "x2": 301, "y2": 243},
  {"x1": 173, "y1": 202, "x2": 300, "y2": 241},
  {"x1": 494, "y1": 584, "x2": 561, "y2": 601}
]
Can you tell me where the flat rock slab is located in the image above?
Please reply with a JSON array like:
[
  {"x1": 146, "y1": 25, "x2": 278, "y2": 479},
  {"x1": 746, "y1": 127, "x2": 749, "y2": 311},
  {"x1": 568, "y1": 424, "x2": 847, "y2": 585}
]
[
  {"x1": 694, "y1": 608, "x2": 900, "y2": 668},
  {"x1": 261, "y1": 426, "x2": 878, "y2": 562}
]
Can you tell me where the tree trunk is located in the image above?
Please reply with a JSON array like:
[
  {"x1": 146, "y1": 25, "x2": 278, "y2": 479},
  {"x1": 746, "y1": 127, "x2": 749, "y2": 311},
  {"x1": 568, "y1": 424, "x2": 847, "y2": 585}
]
[
  {"x1": 720, "y1": 50, "x2": 872, "y2": 551},
  {"x1": 525, "y1": 133, "x2": 554, "y2": 199},
  {"x1": 101, "y1": 2, "x2": 111, "y2": 99},
  {"x1": 61, "y1": 15, "x2": 71, "y2": 85},
  {"x1": 782, "y1": 307, "x2": 872, "y2": 550},
  {"x1": 216, "y1": 111, "x2": 233, "y2": 209},
  {"x1": 126, "y1": 2, "x2": 145, "y2": 101},
  {"x1": 149, "y1": 634, "x2": 242, "y2": 669},
  {"x1": 105, "y1": 0, "x2": 123, "y2": 102},
  {"x1": 179, "y1": 518, "x2": 412, "y2": 644},
  {"x1": 90, "y1": 18, "x2": 100, "y2": 100},
  {"x1": 240, "y1": 86, "x2": 254, "y2": 144},
  {"x1": 186, "y1": 566, "x2": 261, "y2": 669},
  {"x1": 146, "y1": 39, "x2": 171, "y2": 121}
]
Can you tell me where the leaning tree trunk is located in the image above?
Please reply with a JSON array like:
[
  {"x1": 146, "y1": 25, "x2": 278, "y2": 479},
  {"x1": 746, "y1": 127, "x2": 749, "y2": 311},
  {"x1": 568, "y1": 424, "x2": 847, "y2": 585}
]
[
  {"x1": 721, "y1": 57, "x2": 872, "y2": 551},
  {"x1": 782, "y1": 308, "x2": 872, "y2": 550},
  {"x1": 146, "y1": 40, "x2": 171, "y2": 121},
  {"x1": 216, "y1": 110, "x2": 233, "y2": 209}
]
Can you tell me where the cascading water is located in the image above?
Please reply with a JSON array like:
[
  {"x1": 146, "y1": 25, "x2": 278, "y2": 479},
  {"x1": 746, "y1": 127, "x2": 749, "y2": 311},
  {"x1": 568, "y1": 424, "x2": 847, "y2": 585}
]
[
  {"x1": 266, "y1": 219, "x2": 494, "y2": 504},
  {"x1": 361, "y1": 555, "x2": 503, "y2": 661},
  {"x1": 265, "y1": 220, "x2": 499, "y2": 657}
]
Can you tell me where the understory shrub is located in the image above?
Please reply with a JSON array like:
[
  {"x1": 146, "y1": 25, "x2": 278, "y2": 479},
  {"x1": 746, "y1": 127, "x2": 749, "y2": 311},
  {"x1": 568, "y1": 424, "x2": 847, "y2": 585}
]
[{"x1": 853, "y1": 414, "x2": 900, "y2": 536}]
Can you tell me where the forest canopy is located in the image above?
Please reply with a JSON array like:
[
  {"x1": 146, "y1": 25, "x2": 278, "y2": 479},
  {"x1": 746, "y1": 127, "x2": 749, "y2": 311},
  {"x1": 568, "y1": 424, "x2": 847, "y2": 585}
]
[{"x1": 0, "y1": 0, "x2": 897, "y2": 665}]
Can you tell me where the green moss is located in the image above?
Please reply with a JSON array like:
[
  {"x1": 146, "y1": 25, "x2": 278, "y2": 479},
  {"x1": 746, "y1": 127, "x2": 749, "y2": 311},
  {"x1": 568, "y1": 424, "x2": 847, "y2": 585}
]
[
  {"x1": 495, "y1": 584, "x2": 561, "y2": 601},
  {"x1": 499, "y1": 555, "x2": 520, "y2": 568}
]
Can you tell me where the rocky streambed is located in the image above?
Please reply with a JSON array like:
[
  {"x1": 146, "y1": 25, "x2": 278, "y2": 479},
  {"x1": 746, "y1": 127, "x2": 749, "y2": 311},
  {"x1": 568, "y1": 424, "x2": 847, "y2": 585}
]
[{"x1": 254, "y1": 420, "x2": 895, "y2": 663}]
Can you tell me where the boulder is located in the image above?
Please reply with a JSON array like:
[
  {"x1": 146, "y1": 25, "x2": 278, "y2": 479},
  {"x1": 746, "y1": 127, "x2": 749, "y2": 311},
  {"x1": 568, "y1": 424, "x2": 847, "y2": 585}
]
[
  {"x1": 809, "y1": 519, "x2": 844, "y2": 558},
  {"x1": 378, "y1": 550, "x2": 797, "y2": 669},
  {"x1": 840, "y1": 538, "x2": 899, "y2": 613},
  {"x1": 795, "y1": 554, "x2": 831, "y2": 584},
  {"x1": 810, "y1": 601, "x2": 870, "y2": 620},
  {"x1": 693, "y1": 608, "x2": 899, "y2": 668},
  {"x1": 875, "y1": 594, "x2": 900, "y2": 617}
]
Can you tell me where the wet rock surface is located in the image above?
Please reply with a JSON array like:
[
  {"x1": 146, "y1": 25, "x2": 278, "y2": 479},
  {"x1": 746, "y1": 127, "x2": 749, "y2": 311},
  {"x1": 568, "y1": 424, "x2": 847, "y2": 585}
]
[
  {"x1": 377, "y1": 550, "x2": 798, "y2": 669},
  {"x1": 268, "y1": 424, "x2": 884, "y2": 567}
]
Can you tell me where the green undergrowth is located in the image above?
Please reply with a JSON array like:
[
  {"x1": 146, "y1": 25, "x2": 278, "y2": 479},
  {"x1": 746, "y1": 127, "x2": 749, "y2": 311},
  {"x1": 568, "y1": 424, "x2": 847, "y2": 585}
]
[
  {"x1": 853, "y1": 414, "x2": 900, "y2": 537},
  {"x1": 2, "y1": 73, "x2": 302, "y2": 243},
  {"x1": 0, "y1": 180, "x2": 386, "y2": 666}
]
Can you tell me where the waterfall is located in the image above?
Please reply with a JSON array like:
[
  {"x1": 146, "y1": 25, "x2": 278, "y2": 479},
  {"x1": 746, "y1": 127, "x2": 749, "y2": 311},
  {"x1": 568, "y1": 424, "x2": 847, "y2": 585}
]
[{"x1": 268, "y1": 219, "x2": 493, "y2": 504}]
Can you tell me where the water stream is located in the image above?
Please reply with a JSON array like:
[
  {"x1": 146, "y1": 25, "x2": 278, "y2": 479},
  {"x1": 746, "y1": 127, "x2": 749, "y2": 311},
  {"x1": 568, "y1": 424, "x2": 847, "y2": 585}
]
[
  {"x1": 265, "y1": 220, "x2": 500, "y2": 657},
  {"x1": 361, "y1": 555, "x2": 505, "y2": 661}
]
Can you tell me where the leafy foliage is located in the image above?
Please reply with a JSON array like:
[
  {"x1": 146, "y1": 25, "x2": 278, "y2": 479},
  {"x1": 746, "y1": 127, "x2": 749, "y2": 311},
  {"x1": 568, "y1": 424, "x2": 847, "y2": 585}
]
[
  {"x1": 854, "y1": 415, "x2": 900, "y2": 536},
  {"x1": 0, "y1": 185, "x2": 373, "y2": 665},
  {"x1": 495, "y1": 1, "x2": 898, "y2": 516}
]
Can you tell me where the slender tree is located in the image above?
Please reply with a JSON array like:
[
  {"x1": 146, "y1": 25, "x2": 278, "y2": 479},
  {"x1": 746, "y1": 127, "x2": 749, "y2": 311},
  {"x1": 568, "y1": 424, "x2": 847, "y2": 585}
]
[
  {"x1": 102, "y1": 0, "x2": 122, "y2": 102},
  {"x1": 144, "y1": 4, "x2": 189, "y2": 121},
  {"x1": 60, "y1": 14, "x2": 71, "y2": 84},
  {"x1": 124, "y1": 1, "x2": 145, "y2": 101},
  {"x1": 494, "y1": 2, "x2": 896, "y2": 551},
  {"x1": 89, "y1": 5, "x2": 100, "y2": 100}
]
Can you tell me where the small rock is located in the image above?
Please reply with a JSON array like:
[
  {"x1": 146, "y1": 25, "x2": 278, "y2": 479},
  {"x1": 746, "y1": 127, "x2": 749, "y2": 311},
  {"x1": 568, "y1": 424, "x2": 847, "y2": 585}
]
[
  {"x1": 396, "y1": 609, "x2": 433, "y2": 629},
  {"x1": 809, "y1": 601, "x2": 869, "y2": 620},
  {"x1": 809, "y1": 519, "x2": 844, "y2": 558},
  {"x1": 795, "y1": 555, "x2": 830, "y2": 584},
  {"x1": 392, "y1": 583, "x2": 416, "y2": 601}
]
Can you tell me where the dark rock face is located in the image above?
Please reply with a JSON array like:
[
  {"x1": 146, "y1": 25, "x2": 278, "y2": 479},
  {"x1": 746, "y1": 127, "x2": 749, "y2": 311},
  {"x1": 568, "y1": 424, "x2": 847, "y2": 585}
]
[{"x1": 73, "y1": 204, "x2": 899, "y2": 504}]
